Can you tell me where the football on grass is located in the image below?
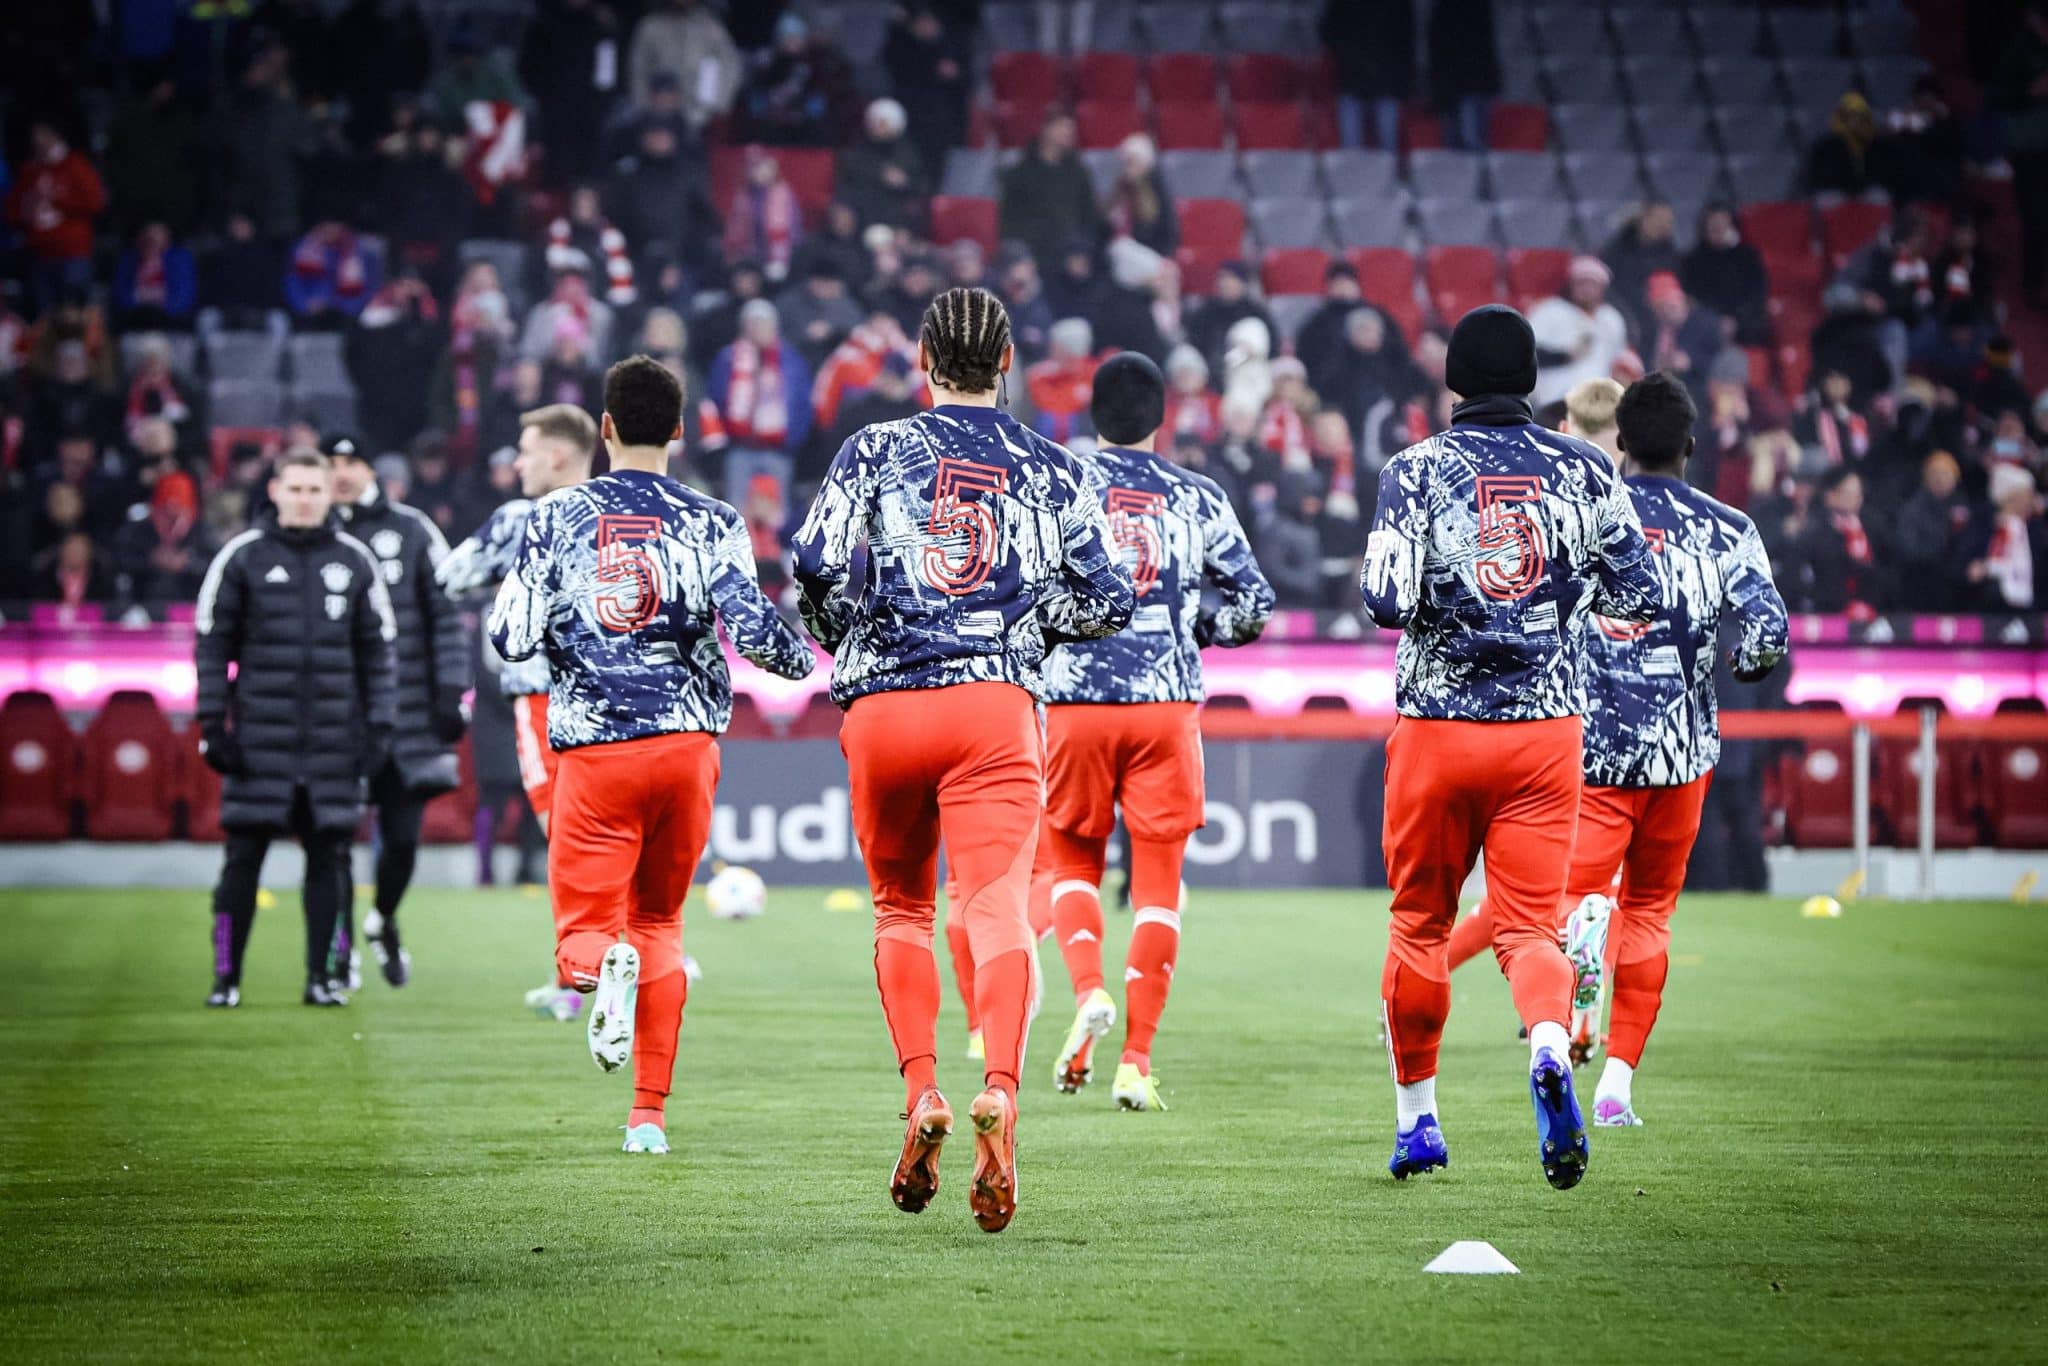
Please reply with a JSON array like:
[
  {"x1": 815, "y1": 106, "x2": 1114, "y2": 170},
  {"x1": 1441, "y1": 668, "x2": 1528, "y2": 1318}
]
[{"x1": 707, "y1": 866, "x2": 767, "y2": 921}]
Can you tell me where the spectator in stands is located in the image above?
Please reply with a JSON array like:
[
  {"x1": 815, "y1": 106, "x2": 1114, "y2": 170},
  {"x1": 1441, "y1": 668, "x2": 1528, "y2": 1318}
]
[
  {"x1": 1162, "y1": 345, "x2": 1225, "y2": 451},
  {"x1": 1695, "y1": 350, "x2": 1759, "y2": 505},
  {"x1": 1259, "y1": 469, "x2": 1327, "y2": 608},
  {"x1": 1425, "y1": 0, "x2": 1501, "y2": 151},
  {"x1": 285, "y1": 223, "x2": 379, "y2": 330},
  {"x1": 1996, "y1": 2, "x2": 2048, "y2": 311},
  {"x1": 112, "y1": 468, "x2": 216, "y2": 607},
  {"x1": 1643, "y1": 272, "x2": 1723, "y2": 421},
  {"x1": 430, "y1": 262, "x2": 518, "y2": 461},
  {"x1": 1027, "y1": 317, "x2": 1101, "y2": 445},
  {"x1": 792, "y1": 202, "x2": 870, "y2": 295},
  {"x1": 328, "y1": 0, "x2": 433, "y2": 146},
  {"x1": 534, "y1": 312, "x2": 602, "y2": 413},
  {"x1": 1297, "y1": 263, "x2": 1383, "y2": 403},
  {"x1": 943, "y1": 237, "x2": 988, "y2": 292},
  {"x1": 373, "y1": 117, "x2": 473, "y2": 296},
  {"x1": 1261, "y1": 357, "x2": 1314, "y2": 466},
  {"x1": 838, "y1": 98, "x2": 928, "y2": 234},
  {"x1": 990, "y1": 245, "x2": 1055, "y2": 366},
  {"x1": 1843, "y1": 205, "x2": 1943, "y2": 339},
  {"x1": 123, "y1": 342, "x2": 196, "y2": 453},
  {"x1": 999, "y1": 112, "x2": 1101, "y2": 278},
  {"x1": 708, "y1": 298, "x2": 813, "y2": 514},
  {"x1": 724, "y1": 148, "x2": 806, "y2": 284},
  {"x1": 1988, "y1": 406, "x2": 2041, "y2": 467},
  {"x1": 1795, "y1": 368, "x2": 1876, "y2": 470},
  {"x1": 1884, "y1": 74, "x2": 1966, "y2": 207},
  {"x1": 1222, "y1": 314, "x2": 1277, "y2": 416},
  {"x1": 1322, "y1": 0, "x2": 1414, "y2": 151},
  {"x1": 881, "y1": 250, "x2": 946, "y2": 339},
  {"x1": 777, "y1": 260, "x2": 864, "y2": 367},
  {"x1": 1810, "y1": 281, "x2": 1897, "y2": 405},
  {"x1": 1969, "y1": 462, "x2": 2047, "y2": 609},
  {"x1": 1326, "y1": 306, "x2": 1423, "y2": 452},
  {"x1": 519, "y1": 0, "x2": 625, "y2": 183},
  {"x1": 608, "y1": 120, "x2": 716, "y2": 291},
  {"x1": 629, "y1": 0, "x2": 740, "y2": 128},
  {"x1": 33, "y1": 531, "x2": 113, "y2": 606},
  {"x1": 27, "y1": 339, "x2": 117, "y2": 460},
  {"x1": 1894, "y1": 449, "x2": 1983, "y2": 611},
  {"x1": 212, "y1": 43, "x2": 319, "y2": 248},
  {"x1": 112, "y1": 225, "x2": 199, "y2": 333},
  {"x1": 5, "y1": 118, "x2": 106, "y2": 317},
  {"x1": 1045, "y1": 238, "x2": 1106, "y2": 323},
  {"x1": 690, "y1": 259, "x2": 769, "y2": 372},
  {"x1": 1097, "y1": 239, "x2": 1171, "y2": 361},
  {"x1": 200, "y1": 215, "x2": 283, "y2": 327},
  {"x1": 738, "y1": 14, "x2": 859, "y2": 148},
  {"x1": 348, "y1": 276, "x2": 447, "y2": 458},
  {"x1": 1530, "y1": 256, "x2": 1631, "y2": 407},
  {"x1": 884, "y1": 3, "x2": 972, "y2": 177},
  {"x1": 1185, "y1": 262, "x2": 1271, "y2": 378},
  {"x1": 1806, "y1": 91, "x2": 1895, "y2": 199},
  {"x1": 401, "y1": 434, "x2": 466, "y2": 535},
  {"x1": 104, "y1": 67, "x2": 200, "y2": 239},
  {"x1": 521, "y1": 261, "x2": 613, "y2": 368},
  {"x1": 1602, "y1": 200, "x2": 1682, "y2": 341},
  {"x1": 428, "y1": 23, "x2": 531, "y2": 133},
  {"x1": 1102, "y1": 134, "x2": 1178, "y2": 258},
  {"x1": 1931, "y1": 215, "x2": 1996, "y2": 333},
  {"x1": 32, "y1": 434, "x2": 123, "y2": 546},
  {"x1": 811, "y1": 309, "x2": 915, "y2": 432},
  {"x1": 815, "y1": 351, "x2": 923, "y2": 485},
  {"x1": 1798, "y1": 466, "x2": 1888, "y2": 616},
  {"x1": 1681, "y1": 203, "x2": 1771, "y2": 347}
]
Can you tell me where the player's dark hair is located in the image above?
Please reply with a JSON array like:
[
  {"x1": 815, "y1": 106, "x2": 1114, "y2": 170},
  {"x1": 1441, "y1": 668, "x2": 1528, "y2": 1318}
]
[
  {"x1": 1615, "y1": 370, "x2": 1696, "y2": 472},
  {"x1": 1091, "y1": 352, "x2": 1167, "y2": 446},
  {"x1": 603, "y1": 355, "x2": 684, "y2": 447},
  {"x1": 919, "y1": 286, "x2": 1012, "y2": 394}
]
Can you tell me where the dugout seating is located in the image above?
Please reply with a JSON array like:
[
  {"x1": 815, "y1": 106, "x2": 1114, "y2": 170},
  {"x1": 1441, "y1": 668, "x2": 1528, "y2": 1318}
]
[
  {"x1": 1782, "y1": 740, "x2": 1856, "y2": 848},
  {"x1": 0, "y1": 691, "x2": 78, "y2": 840},
  {"x1": 1874, "y1": 739, "x2": 1984, "y2": 849},
  {"x1": 78, "y1": 691, "x2": 179, "y2": 841},
  {"x1": 177, "y1": 723, "x2": 224, "y2": 843},
  {"x1": 1984, "y1": 742, "x2": 2048, "y2": 849}
]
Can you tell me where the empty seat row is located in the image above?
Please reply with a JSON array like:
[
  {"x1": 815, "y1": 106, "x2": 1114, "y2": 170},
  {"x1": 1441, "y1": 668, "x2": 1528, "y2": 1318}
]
[
  {"x1": 1779, "y1": 739, "x2": 2048, "y2": 851},
  {"x1": 989, "y1": 50, "x2": 1325, "y2": 107},
  {"x1": 1510, "y1": 3, "x2": 1918, "y2": 64},
  {"x1": 980, "y1": 1, "x2": 1320, "y2": 56}
]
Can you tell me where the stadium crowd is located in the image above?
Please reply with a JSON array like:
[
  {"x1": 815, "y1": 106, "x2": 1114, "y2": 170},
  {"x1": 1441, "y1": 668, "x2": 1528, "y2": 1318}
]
[{"x1": 4, "y1": 0, "x2": 2048, "y2": 620}]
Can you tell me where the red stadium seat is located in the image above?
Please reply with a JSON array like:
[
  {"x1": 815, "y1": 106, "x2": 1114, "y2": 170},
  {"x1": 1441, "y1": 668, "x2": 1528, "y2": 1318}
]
[
  {"x1": 1224, "y1": 54, "x2": 1299, "y2": 104},
  {"x1": 1744, "y1": 345, "x2": 1774, "y2": 391},
  {"x1": 1234, "y1": 101, "x2": 1307, "y2": 150},
  {"x1": 1305, "y1": 98, "x2": 1343, "y2": 150},
  {"x1": 0, "y1": 690, "x2": 77, "y2": 840},
  {"x1": 177, "y1": 723, "x2": 224, "y2": 843},
  {"x1": 990, "y1": 51, "x2": 1065, "y2": 104},
  {"x1": 1349, "y1": 246, "x2": 1423, "y2": 339},
  {"x1": 1488, "y1": 103, "x2": 1550, "y2": 151},
  {"x1": 1400, "y1": 106, "x2": 1444, "y2": 152},
  {"x1": 1149, "y1": 53, "x2": 1219, "y2": 103},
  {"x1": 1987, "y1": 742, "x2": 2048, "y2": 847},
  {"x1": 1776, "y1": 342, "x2": 1813, "y2": 399},
  {"x1": 1424, "y1": 245, "x2": 1502, "y2": 318},
  {"x1": 1821, "y1": 201, "x2": 1892, "y2": 267},
  {"x1": 207, "y1": 425, "x2": 285, "y2": 483},
  {"x1": 1505, "y1": 247, "x2": 1572, "y2": 309},
  {"x1": 1076, "y1": 52, "x2": 1141, "y2": 99},
  {"x1": 709, "y1": 147, "x2": 836, "y2": 224},
  {"x1": 1175, "y1": 244, "x2": 1234, "y2": 295},
  {"x1": 1075, "y1": 98, "x2": 1146, "y2": 148},
  {"x1": 966, "y1": 101, "x2": 994, "y2": 148},
  {"x1": 994, "y1": 96, "x2": 1057, "y2": 147},
  {"x1": 1155, "y1": 101, "x2": 1229, "y2": 149},
  {"x1": 929, "y1": 195, "x2": 999, "y2": 253},
  {"x1": 1738, "y1": 202, "x2": 1816, "y2": 262},
  {"x1": 79, "y1": 691, "x2": 177, "y2": 841},
  {"x1": 1877, "y1": 739, "x2": 1983, "y2": 849},
  {"x1": 1178, "y1": 198, "x2": 1247, "y2": 253},
  {"x1": 1303, "y1": 53, "x2": 1336, "y2": 101},
  {"x1": 420, "y1": 735, "x2": 477, "y2": 844},
  {"x1": 1783, "y1": 739, "x2": 1856, "y2": 847},
  {"x1": 1261, "y1": 246, "x2": 1331, "y2": 296}
]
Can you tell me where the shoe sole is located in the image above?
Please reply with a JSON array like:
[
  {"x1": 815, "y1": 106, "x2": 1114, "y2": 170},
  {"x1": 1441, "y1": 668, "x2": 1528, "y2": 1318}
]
[
  {"x1": 1054, "y1": 996, "x2": 1116, "y2": 1094},
  {"x1": 588, "y1": 944, "x2": 639, "y2": 1073},
  {"x1": 968, "y1": 1092, "x2": 1017, "y2": 1233},
  {"x1": 1532, "y1": 1058, "x2": 1589, "y2": 1190},
  {"x1": 890, "y1": 1098, "x2": 952, "y2": 1214}
]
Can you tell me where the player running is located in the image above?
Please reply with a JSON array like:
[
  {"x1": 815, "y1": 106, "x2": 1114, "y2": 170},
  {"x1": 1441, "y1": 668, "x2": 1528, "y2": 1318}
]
[
  {"x1": 1566, "y1": 371, "x2": 1787, "y2": 1125},
  {"x1": 792, "y1": 286, "x2": 1132, "y2": 1232},
  {"x1": 1362, "y1": 305, "x2": 1659, "y2": 1189},
  {"x1": 1036, "y1": 353, "x2": 1274, "y2": 1110},
  {"x1": 438, "y1": 404, "x2": 598, "y2": 1021},
  {"x1": 489, "y1": 357, "x2": 814, "y2": 1155}
]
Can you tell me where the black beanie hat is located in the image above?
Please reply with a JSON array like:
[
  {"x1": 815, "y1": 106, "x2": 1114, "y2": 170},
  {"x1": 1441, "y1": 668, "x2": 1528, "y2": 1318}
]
[
  {"x1": 1445, "y1": 304, "x2": 1538, "y2": 399},
  {"x1": 1091, "y1": 351, "x2": 1167, "y2": 446}
]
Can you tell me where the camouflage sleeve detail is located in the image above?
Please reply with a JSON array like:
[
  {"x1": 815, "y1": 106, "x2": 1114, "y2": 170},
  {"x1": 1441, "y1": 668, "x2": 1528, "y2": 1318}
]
[
  {"x1": 437, "y1": 500, "x2": 531, "y2": 597},
  {"x1": 487, "y1": 498, "x2": 558, "y2": 663},
  {"x1": 711, "y1": 508, "x2": 816, "y2": 681},
  {"x1": 1726, "y1": 520, "x2": 1790, "y2": 682},
  {"x1": 1592, "y1": 473, "x2": 1661, "y2": 624},
  {"x1": 1197, "y1": 478, "x2": 1275, "y2": 647},
  {"x1": 1039, "y1": 466, "x2": 1135, "y2": 642},
  {"x1": 1361, "y1": 449, "x2": 1425, "y2": 629},
  {"x1": 790, "y1": 434, "x2": 866, "y2": 654}
]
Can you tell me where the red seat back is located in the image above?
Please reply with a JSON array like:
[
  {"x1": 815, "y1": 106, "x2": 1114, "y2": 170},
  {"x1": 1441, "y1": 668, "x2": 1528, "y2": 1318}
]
[
  {"x1": 1076, "y1": 52, "x2": 1140, "y2": 98},
  {"x1": 990, "y1": 51, "x2": 1065, "y2": 104},
  {"x1": 709, "y1": 146, "x2": 836, "y2": 225},
  {"x1": 80, "y1": 690, "x2": 177, "y2": 841},
  {"x1": 1234, "y1": 101, "x2": 1307, "y2": 150},
  {"x1": 1987, "y1": 741, "x2": 2048, "y2": 848},
  {"x1": 1783, "y1": 740, "x2": 1855, "y2": 847},
  {"x1": 1349, "y1": 246, "x2": 1423, "y2": 343},
  {"x1": 1155, "y1": 101, "x2": 1228, "y2": 150},
  {"x1": 1178, "y1": 198, "x2": 1247, "y2": 253},
  {"x1": 1224, "y1": 54, "x2": 1297, "y2": 104},
  {"x1": 177, "y1": 723, "x2": 224, "y2": 842},
  {"x1": 1738, "y1": 201, "x2": 1815, "y2": 262},
  {"x1": 928, "y1": 195, "x2": 999, "y2": 254},
  {"x1": 1876, "y1": 739, "x2": 1982, "y2": 848},
  {"x1": 1505, "y1": 247, "x2": 1572, "y2": 309},
  {"x1": 1821, "y1": 201, "x2": 1892, "y2": 268},
  {"x1": 1424, "y1": 245, "x2": 1502, "y2": 321},
  {"x1": 1151, "y1": 53, "x2": 1220, "y2": 103},
  {"x1": 0, "y1": 691, "x2": 77, "y2": 841},
  {"x1": 1488, "y1": 102, "x2": 1549, "y2": 151},
  {"x1": 1261, "y1": 246, "x2": 1331, "y2": 296},
  {"x1": 994, "y1": 96, "x2": 1058, "y2": 147},
  {"x1": 1075, "y1": 98, "x2": 1145, "y2": 148}
]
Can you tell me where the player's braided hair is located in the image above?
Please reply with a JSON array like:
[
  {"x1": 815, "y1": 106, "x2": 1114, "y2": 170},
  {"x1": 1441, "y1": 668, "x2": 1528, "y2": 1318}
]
[{"x1": 919, "y1": 286, "x2": 1012, "y2": 395}]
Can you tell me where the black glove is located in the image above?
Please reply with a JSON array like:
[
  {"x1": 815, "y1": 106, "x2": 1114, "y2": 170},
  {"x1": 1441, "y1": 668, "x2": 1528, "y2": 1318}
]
[
  {"x1": 362, "y1": 725, "x2": 393, "y2": 780},
  {"x1": 199, "y1": 721, "x2": 243, "y2": 776},
  {"x1": 430, "y1": 686, "x2": 471, "y2": 744}
]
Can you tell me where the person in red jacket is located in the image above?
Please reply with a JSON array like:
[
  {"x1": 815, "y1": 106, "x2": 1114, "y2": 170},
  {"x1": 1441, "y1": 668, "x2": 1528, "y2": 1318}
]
[{"x1": 5, "y1": 121, "x2": 106, "y2": 316}]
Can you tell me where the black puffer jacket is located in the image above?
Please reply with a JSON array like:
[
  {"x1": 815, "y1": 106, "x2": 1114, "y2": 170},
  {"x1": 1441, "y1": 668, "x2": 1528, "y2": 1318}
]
[
  {"x1": 337, "y1": 481, "x2": 470, "y2": 793},
  {"x1": 194, "y1": 513, "x2": 398, "y2": 831}
]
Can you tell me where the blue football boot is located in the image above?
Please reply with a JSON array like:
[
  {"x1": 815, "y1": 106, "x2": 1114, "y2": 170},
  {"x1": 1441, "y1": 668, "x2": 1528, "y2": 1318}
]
[
  {"x1": 1389, "y1": 1114, "x2": 1449, "y2": 1180},
  {"x1": 1530, "y1": 1047, "x2": 1590, "y2": 1190}
]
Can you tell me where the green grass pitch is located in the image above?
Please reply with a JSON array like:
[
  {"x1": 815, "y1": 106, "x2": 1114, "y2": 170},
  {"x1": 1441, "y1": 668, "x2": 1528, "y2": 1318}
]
[{"x1": 2, "y1": 884, "x2": 2045, "y2": 1363}]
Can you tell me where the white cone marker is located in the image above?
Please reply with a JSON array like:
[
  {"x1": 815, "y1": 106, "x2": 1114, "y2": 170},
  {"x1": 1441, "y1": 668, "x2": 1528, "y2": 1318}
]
[{"x1": 1424, "y1": 1241, "x2": 1520, "y2": 1275}]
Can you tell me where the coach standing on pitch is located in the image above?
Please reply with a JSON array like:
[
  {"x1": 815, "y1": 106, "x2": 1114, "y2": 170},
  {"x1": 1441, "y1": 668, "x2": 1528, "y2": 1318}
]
[
  {"x1": 196, "y1": 449, "x2": 397, "y2": 1008},
  {"x1": 329, "y1": 437, "x2": 471, "y2": 989}
]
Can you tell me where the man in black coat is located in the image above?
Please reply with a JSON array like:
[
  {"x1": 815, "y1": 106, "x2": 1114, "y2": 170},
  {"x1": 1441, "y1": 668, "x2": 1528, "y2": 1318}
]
[
  {"x1": 196, "y1": 449, "x2": 397, "y2": 1008},
  {"x1": 330, "y1": 436, "x2": 472, "y2": 988}
]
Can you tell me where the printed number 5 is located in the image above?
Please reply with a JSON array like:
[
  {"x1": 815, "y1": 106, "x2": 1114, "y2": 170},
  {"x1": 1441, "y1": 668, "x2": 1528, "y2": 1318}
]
[
  {"x1": 1107, "y1": 487, "x2": 1167, "y2": 596},
  {"x1": 1475, "y1": 475, "x2": 1545, "y2": 601},
  {"x1": 593, "y1": 513, "x2": 662, "y2": 632},
  {"x1": 922, "y1": 457, "x2": 1009, "y2": 595}
]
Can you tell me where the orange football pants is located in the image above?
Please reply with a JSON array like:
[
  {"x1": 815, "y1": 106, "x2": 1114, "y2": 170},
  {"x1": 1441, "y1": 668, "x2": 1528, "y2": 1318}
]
[
  {"x1": 842, "y1": 682, "x2": 1041, "y2": 1105},
  {"x1": 549, "y1": 730, "x2": 718, "y2": 1109},
  {"x1": 1381, "y1": 715, "x2": 1583, "y2": 1084},
  {"x1": 512, "y1": 693, "x2": 559, "y2": 822}
]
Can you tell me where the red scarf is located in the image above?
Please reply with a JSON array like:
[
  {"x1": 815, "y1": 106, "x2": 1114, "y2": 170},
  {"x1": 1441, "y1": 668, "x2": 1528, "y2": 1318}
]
[
  {"x1": 132, "y1": 239, "x2": 168, "y2": 308},
  {"x1": 1832, "y1": 509, "x2": 1871, "y2": 563},
  {"x1": 292, "y1": 225, "x2": 367, "y2": 300},
  {"x1": 724, "y1": 340, "x2": 789, "y2": 447},
  {"x1": 1258, "y1": 398, "x2": 1308, "y2": 463},
  {"x1": 126, "y1": 371, "x2": 190, "y2": 432},
  {"x1": 1815, "y1": 406, "x2": 1868, "y2": 465},
  {"x1": 1891, "y1": 250, "x2": 1931, "y2": 310},
  {"x1": 1988, "y1": 514, "x2": 2035, "y2": 609},
  {"x1": 1163, "y1": 391, "x2": 1223, "y2": 447},
  {"x1": 812, "y1": 322, "x2": 913, "y2": 428},
  {"x1": 462, "y1": 101, "x2": 527, "y2": 205}
]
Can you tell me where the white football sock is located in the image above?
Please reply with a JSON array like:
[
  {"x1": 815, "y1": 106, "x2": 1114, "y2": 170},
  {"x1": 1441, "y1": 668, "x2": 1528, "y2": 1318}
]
[
  {"x1": 1528, "y1": 1020, "x2": 1571, "y2": 1061},
  {"x1": 1597, "y1": 1058, "x2": 1634, "y2": 1105},
  {"x1": 1395, "y1": 1077, "x2": 1437, "y2": 1128}
]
